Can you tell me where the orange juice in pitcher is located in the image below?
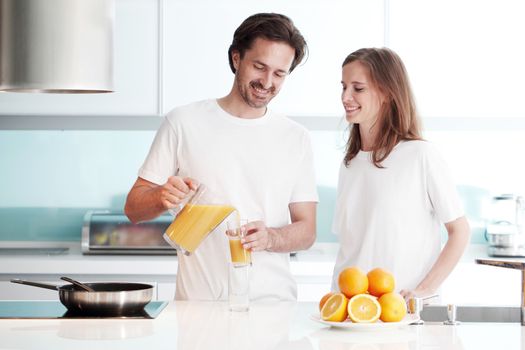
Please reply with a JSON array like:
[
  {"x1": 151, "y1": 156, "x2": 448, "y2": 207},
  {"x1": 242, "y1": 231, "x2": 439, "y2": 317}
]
[{"x1": 163, "y1": 185, "x2": 235, "y2": 255}]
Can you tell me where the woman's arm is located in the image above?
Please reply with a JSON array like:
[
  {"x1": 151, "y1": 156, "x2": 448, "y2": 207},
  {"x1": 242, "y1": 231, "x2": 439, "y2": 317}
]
[{"x1": 400, "y1": 216, "x2": 471, "y2": 299}]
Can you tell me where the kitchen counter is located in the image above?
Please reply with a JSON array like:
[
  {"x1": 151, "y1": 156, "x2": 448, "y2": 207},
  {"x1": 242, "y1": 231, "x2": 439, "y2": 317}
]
[
  {"x1": 0, "y1": 241, "x2": 337, "y2": 278},
  {"x1": 0, "y1": 242, "x2": 337, "y2": 298},
  {"x1": 0, "y1": 241, "x2": 337, "y2": 301},
  {"x1": 0, "y1": 301, "x2": 523, "y2": 350},
  {"x1": 1, "y1": 241, "x2": 524, "y2": 305},
  {"x1": 0, "y1": 241, "x2": 510, "y2": 277}
]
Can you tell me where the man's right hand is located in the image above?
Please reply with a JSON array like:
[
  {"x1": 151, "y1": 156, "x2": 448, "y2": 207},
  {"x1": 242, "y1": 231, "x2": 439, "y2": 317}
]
[
  {"x1": 159, "y1": 176, "x2": 199, "y2": 210},
  {"x1": 124, "y1": 176, "x2": 198, "y2": 223}
]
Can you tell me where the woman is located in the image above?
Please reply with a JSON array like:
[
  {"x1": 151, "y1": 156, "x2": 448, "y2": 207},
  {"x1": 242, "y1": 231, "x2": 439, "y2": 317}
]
[{"x1": 331, "y1": 48, "x2": 470, "y2": 299}]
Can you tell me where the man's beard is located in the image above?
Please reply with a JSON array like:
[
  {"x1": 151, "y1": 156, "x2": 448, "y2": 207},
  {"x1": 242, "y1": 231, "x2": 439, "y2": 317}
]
[{"x1": 237, "y1": 78, "x2": 276, "y2": 109}]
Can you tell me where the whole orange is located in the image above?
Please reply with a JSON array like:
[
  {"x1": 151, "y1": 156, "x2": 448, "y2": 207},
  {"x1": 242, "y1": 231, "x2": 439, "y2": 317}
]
[
  {"x1": 367, "y1": 268, "x2": 395, "y2": 297},
  {"x1": 378, "y1": 292, "x2": 407, "y2": 322},
  {"x1": 338, "y1": 267, "x2": 368, "y2": 298}
]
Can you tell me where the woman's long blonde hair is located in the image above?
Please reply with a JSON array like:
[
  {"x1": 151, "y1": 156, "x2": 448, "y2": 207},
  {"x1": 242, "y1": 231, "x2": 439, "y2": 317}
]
[{"x1": 343, "y1": 48, "x2": 423, "y2": 168}]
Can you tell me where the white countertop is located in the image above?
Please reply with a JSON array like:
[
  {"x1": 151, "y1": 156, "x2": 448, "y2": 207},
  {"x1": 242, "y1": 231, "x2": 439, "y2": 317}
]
[
  {"x1": 0, "y1": 241, "x2": 337, "y2": 277},
  {"x1": 0, "y1": 301, "x2": 523, "y2": 350},
  {"x1": 1, "y1": 242, "x2": 525, "y2": 305},
  {"x1": 0, "y1": 241, "x2": 505, "y2": 277}
]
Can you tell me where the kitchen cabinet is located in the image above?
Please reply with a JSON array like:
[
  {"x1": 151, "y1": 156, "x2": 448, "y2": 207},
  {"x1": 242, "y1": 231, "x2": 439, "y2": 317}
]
[
  {"x1": 0, "y1": 0, "x2": 384, "y2": 125},
  {"x1": 157, "y1": 281, "x2": 176, "y2": 300},
  {"x1": 388, "y1": 0, "x2": 525, "y2": 119},
  {"x1": 0, "y1": 0, "x2": 159, "y2": 117},
  {"x1": 0, "y1": 280, "x2": 58, "y2": 300},
  {"x1": 161, "y1": 0, "x2": 384, "y2": 117},
  {"x1": 0, "y1": 244, "x2": 178, "y2": 301}
]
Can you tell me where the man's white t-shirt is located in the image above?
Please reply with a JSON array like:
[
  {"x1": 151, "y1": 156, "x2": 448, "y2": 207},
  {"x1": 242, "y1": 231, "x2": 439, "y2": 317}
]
[
  {"x1": 331, "y1": 140, "x2": 464, "y2": 292},
  {"x1": 139, "y1": 99, "x2": 318, "y2": 301}
]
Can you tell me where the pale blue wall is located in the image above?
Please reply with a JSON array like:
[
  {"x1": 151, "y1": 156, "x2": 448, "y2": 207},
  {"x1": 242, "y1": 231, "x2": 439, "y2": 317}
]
[
  {"x1": 0, "y1": 129, "x2": 499, "y2": 243},
  {"x1": 0, "y1": 130, "x2": 155, "y2": 241},
  {"x1": 0, "y1": 130, "x2": 341, "y2": 242}
]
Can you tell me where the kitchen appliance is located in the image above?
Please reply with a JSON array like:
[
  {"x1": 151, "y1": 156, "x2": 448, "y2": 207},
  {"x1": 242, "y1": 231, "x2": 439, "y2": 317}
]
[
  {"x1": 485, "y1": 194, "x2": 525, "y2": 257},
  {"x1": 0, "y1": 0, "x2": 114, "y2": 93},
  {"x1": 11, "y1": 278, "x2": 153, "y2": 315},
  {"x1": 82, "y1": 211, "x2": 176, "y2": 255},
  {"x1": 0, "y1": 300, "x2": 167, "y2": 319}
]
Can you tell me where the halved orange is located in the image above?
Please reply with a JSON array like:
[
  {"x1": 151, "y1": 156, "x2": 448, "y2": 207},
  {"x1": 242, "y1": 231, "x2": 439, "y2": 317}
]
[
  {"x1": 347, "y1": 293, "x2": 381, "y2": 323},
  {"x1": 318, "y1": 292, "x2": 334, "y2": 312},
  {"x1": 320, "y1": 293, "x2": 348, "y2": 322}
]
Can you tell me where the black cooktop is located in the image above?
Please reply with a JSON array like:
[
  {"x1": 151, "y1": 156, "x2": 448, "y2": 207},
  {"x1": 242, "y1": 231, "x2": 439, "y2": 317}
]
[{"x1": 0, "y1": 301, "x2": 168, "y2": 319}]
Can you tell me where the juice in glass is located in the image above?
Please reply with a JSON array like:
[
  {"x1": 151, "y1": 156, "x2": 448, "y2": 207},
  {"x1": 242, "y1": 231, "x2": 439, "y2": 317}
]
[
  {"x1": 227, "y1": 219, "x2": 251, "y2": 265},
  {"x1": 229, "y1": 238, "x2": 251, "y2": 264}
]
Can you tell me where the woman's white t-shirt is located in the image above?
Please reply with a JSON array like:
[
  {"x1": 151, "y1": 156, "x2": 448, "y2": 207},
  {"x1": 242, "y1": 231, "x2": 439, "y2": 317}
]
[
  {"x1": 331, "y1": 140, "x2": 464, "y2": 292},
  {"x1": 139, "y1": 99, "x2": 318, "y2": 301}
]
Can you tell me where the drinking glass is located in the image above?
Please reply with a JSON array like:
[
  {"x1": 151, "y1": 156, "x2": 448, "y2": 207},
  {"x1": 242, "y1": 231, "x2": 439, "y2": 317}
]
[
  {"x1": 226, "y1": 218, "x2": 250, "y2": 311},
  {"x1": 228, "y1": 262, "x2": 250, "y2": 312},
  {"x1": 226, "y1": 219, "x2": 251, "y2": 266}
]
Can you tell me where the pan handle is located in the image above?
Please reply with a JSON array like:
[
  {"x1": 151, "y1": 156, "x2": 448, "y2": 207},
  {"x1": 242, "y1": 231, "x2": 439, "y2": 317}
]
[{"x1": 10, "y1": 279, "x2": 60, "y2": 291}]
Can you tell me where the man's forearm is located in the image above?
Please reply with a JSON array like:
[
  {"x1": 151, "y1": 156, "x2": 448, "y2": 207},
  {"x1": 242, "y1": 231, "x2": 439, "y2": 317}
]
[
  {"x1": 124, "y1": 185, "x2": 165, "y2": 224},
  {"x1": 267, "y1": 220, "x2": 316, "y2": 253}
]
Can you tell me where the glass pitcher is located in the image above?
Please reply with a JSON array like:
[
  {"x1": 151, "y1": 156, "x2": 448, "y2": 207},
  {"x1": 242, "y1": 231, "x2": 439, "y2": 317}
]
[
  {"x1": 489, "y1": 194, "x2": 525, "y2": 226},
  {"x1": 516, "y1": 196, "x2": 525, "y2": 233},
  {"x1": 163, "y1": 184, "x2": 236, "y2": 255}
]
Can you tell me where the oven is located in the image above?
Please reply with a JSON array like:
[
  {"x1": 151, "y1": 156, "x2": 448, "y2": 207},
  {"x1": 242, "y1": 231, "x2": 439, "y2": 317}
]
[{"x1": 81, "y1": 211, "x2": 176, "y2": 255}]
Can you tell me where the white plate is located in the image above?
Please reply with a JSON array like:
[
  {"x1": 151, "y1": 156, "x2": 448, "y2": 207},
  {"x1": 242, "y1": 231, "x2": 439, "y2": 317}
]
[{"x1": 310, "y1": 313, "x2": 420, "y2": 330}]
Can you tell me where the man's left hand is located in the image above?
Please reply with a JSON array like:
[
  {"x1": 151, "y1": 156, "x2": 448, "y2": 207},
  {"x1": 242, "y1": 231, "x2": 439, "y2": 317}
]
[{"x1": 241, "y1": 220, "x2": 274, "y2": 252}]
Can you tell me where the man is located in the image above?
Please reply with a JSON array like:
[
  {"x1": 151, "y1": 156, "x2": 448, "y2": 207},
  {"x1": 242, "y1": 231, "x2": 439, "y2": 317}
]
[{"x1": 124, "y1": 13, "x2": 318, "y2": 301}]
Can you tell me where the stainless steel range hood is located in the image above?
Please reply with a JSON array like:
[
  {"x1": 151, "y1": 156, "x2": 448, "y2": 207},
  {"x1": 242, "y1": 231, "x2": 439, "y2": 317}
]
[{"x1": 0, "y1": 0, "x2": 114, "y2": 93}]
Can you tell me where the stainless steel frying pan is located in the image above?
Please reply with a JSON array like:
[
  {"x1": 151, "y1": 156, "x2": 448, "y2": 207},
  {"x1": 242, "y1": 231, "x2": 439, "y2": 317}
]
[{"x1": 11, "y1": 278, "x2": 153, "y2": 315}]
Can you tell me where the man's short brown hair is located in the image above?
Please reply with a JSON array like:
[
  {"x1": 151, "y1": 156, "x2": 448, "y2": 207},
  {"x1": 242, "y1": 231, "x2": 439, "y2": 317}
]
[{"x1": 228, "y1": 13, "x2": 308, "y2": 74}]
